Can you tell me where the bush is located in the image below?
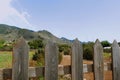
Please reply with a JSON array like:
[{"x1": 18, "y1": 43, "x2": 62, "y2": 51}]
[
  {"x1": 58, "y1": 44, "x2": 71, "y2": 55},
  {"x1": 32, "y1": 48, "x2": 45, "y2": 66},
  {"x1": 0, "y1": 39, "x2": 5, "y2": 50},
  {"x1": 101, "y1": 40, "x2": 111, "y2": 47},
  {"x1": 0, "y1": 40, "x2": 13, "y2": 51},
  {"x1": 83, "y1": 42, "x2": 94, "y2": 60},
  {"x1": 28, "y1": 39, "x2": 44, "y2": 49},
  {"x1": 83, "y1": 47, "x2": 93, "y2": 60}
]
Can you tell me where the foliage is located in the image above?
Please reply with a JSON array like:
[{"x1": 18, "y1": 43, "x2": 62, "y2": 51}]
[
  {"x1": 32, "y1": 47, "x2": 63, "y2": 65},
  {"x1": 28, "y1": 39, "x2": 44, "y2": 49},
  {"x1": 0, "y1": 39, "x2": 5, "y2": 49},
  {"x1": 31, "y1": 40, "x2": 64, "y2": 65},
  {"x1": 32, "y1": 48, "x2": 44, "y2": 60},
  {"x1": 58, "y1": 44, "x2": 71, "y2": 55},
  {"x1": 83, "y1": 48, "x2": 93, "y2": 60},
  {"x1": 101, "y1": 40, "x2": 111, "y2": 53},
  {"x1": 0, "y1": 39, "x2": 13, "y2": 51},
  {"x1": 101, "y1": 40, "x2": 111, "y2": 47},
  {"x1": 18, "y1": 29, "x2": 36, "y2": 39},
  {"x1": 32, "y1": 48, "x2": 45, "y2": 66},
  {"x1": 83, "y1": 42, "x2": 94, "y2": 60},
  {"x1": 29, "y1": 39, "x2": 45, "y2": 66}
]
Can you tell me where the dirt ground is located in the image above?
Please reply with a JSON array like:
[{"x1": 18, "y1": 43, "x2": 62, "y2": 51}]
[
  {"x1": 60, "y1": 55, "x2": 112, "y2": 80},
  {"x1": 84, "y1": 71, "x2": 112, "y2": 80}
]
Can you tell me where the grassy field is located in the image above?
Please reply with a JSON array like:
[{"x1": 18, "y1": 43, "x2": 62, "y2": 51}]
[
  {"x1": 0, "y1": 51, "x2": 12, "y2": 68},
  {"x1": 0, "y1": 50, "x2": 35, "y2": 68},
  {"x1": 0, "y1": 51, "x2": 111, "y2": 68},
  {"x1": 103, "y1": 52, "x2": 111, "y2": 58}
]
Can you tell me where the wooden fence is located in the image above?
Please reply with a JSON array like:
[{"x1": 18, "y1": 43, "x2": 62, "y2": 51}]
[{"x1": 0, "y1": 37, "x2": 120, "y2": 80}]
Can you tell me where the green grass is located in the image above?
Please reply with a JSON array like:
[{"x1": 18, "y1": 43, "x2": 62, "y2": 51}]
[
  {"x1": 0, "y1": 50, "x2": 35, "y2": 68},
  {"x1": 0, "y1": 51, "x2": 12, "y2": 68},
  {"x1": 103, "y1": 52, "x2": 111, "y2": 58}
]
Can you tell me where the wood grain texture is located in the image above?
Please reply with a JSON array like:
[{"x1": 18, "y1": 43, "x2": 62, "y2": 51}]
[
  {"x1": 112, "y1": 40, "x2": 120, "y2": 80},
  {"x1": 72, "y1": 39, "x2": 83, "y2": 80},
  {"x1": 45, "y1": 41, "x2": 58, "y2": 80},
  {"x1": 94, "y1": 39, "x2": 104, "y2": 80},
  {"x1": 12, "y1": 37, "x2": 29, "y2": 80},
  {"x1": 0, "y1": 69, "x2": 3, "y2": 80},
  {"x1": 0, "y1": 63, "x2": 112, "y2": 80}
]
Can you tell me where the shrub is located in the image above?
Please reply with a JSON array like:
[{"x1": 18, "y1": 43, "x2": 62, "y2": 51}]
[
  {"x1": 28, "y1": 39, "x2": 44, "y2": 49},
  {"x1": 101, "y1": 40, "x2": 111, "y2": 47},
  {"x1": 83, "y1": 42, "x2": 94, "y2": 60},
  {"x1": 32, "y1": 48, "x2": 45, "y2": 66},
  {"x1": 83, "y1": 47, "x2": 93, "y2": 60},
  {"x1": 58, "y1": 44, "x2": 71, "y2": 55}
]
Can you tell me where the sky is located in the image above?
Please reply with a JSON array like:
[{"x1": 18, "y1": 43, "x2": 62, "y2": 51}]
[{"x1": 0, "y1": 0, "x2": 120, "y2": 42}]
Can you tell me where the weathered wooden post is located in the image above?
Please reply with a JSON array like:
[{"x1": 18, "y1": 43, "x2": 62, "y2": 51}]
[
  {"x1": 12, "y1": 37, "x2": 29, "y2": 80},
  {"x1": 112, "y1": 40, "x2": 120, "y2": 80},
  {"x1": 72, "y1": 39, "x2": 83, "y2": 80},
  {"x1": 94, "y1": 39, "x2": 104, "y2": 80},
  {"x1": 45, "y1": 41, "x2": 58, "y2": 80}
]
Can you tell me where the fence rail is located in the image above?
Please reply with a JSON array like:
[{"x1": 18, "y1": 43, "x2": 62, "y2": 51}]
[
  {"x1": 0, "y1": 37, "x2": 120, "y2": 80},
  {"x1": 0, "y1": 63, "x2": 112, "y2": 80}
]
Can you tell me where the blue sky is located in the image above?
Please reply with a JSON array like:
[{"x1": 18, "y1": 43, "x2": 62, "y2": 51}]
[{"x1": 0, "y1": 0, "x2": 120, "y2": 42}]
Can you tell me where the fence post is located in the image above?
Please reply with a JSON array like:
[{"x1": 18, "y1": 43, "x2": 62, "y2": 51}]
[
  {"x1": 112, "y1": 40, "x2": 120, "y2": 80},
  {"x1": 72, "y1": 39, "x2": 83, "y2": 80},
  {"x1": 12, "y1": 37, "x2": 29, "y2": 80},
  {"x1": 94, "y1": 39, "x2": 104, "y2": 80},
  {"x1": 45, "y1": 41, "x2": 58, "y2": 80}
]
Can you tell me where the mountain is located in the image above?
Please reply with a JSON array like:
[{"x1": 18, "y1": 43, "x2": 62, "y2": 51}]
[
  {"x1": 61, "y1": 37, "x2": 74, "y2": 43},
  {"x1": 0, "y1": 24, "x2": 72, "y2": 44}
]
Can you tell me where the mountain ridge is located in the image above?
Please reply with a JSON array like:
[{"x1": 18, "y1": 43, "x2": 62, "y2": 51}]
[{"x1": 0, "y1": 24, "x2": 72, "y2": 44}]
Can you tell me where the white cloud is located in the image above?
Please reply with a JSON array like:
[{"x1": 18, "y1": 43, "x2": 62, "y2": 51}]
[{"x1": 0, "y1": 0, "x2": 35, "y2": 30}]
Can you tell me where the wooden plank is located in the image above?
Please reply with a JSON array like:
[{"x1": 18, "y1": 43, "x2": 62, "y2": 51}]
[
  {"x1": 64, "y1": 65, "x2": 71, "y2": 74},
  {"x1": 3, "y1": 68, "x2": 12, "y2": 80},
  {"x1": 12, "y1": 37, "x2": 29, "y2": 80},
  {"x1": 0, "y1": 69, "x2": 3, "y2": 80},
  {"x1": 45, "y1": 41, "x2": 58, "y2": 80},
  {"x1": 58, "y1": 65, "x2": 64, "y2": 75},
  {"x1": 94, "y1": 39, "x2": 104, "y2": 80},
  {"x1": 72, "y1": 39, "x2": 83, "y2": 80},
  {"x1": 29, "y1": 67, "x2": 44, "y2": 77},
  {"x1": 112, "y1": 40, "x2": 120, "y2": 80},
  {"x1": 0, "y1": 63, "x2": 112, "y2": 79}
]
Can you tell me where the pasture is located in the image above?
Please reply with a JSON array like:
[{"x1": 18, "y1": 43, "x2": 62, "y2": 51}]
[{"x1": 0, "y1": 50, "x2": 35, "y2": 68}]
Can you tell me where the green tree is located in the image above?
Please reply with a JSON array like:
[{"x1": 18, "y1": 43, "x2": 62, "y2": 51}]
[
  {"x1": 32, "y1": 48, "x2": 45, "y2": 66},
  {"x1": 0, "y1": 39, "x2": 5, "y2": 50},
  {"x1": 28, "y1": 39, "x2": 44, "y2": 49},
  {"x1": 58, "y1": 44, "x2": 71, "y2": 55},
  {"x1": 29, "y1": 39, "x2": 45, "y2": 66},
  {"x1": 83, "y1": 42, "x2": 94, "y2": 60},
  {"x1": 101, "y1": 40, "x2": 111, "y2": 47}
]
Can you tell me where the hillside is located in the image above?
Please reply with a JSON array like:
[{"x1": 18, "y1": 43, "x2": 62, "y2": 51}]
[{"x1": 0, "y1": 24, "x2": 71, "y2": 44}]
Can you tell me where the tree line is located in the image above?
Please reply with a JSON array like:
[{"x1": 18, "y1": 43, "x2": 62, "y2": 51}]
[{"x1": 0, "y1": 38, "x2": 113, "y2": 65}]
